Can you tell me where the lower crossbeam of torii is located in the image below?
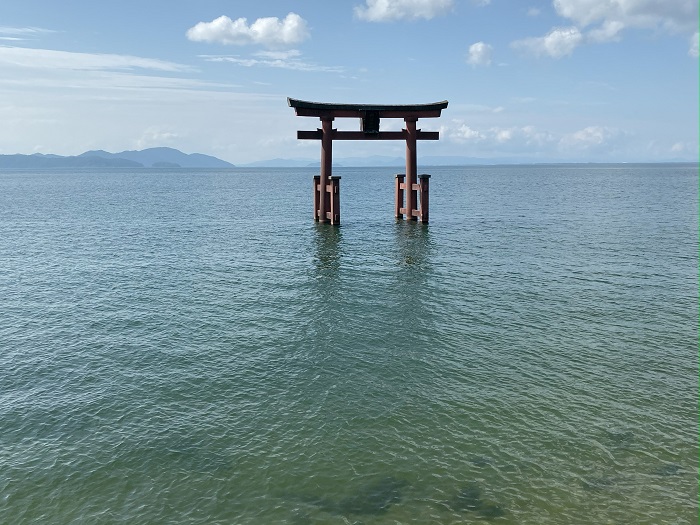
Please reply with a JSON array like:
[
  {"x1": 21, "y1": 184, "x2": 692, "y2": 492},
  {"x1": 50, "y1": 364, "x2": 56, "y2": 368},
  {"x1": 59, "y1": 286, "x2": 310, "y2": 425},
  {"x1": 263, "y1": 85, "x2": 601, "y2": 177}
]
[{"x1": 288, "y1": 97, "x2": 448, "y2": 225}]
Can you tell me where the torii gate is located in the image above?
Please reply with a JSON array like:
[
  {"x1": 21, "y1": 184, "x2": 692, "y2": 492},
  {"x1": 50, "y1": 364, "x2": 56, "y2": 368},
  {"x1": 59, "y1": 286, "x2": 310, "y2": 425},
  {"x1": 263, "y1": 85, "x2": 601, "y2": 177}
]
[{"x1": 288, "y1": 97, "x2": 448, "y2": 225}]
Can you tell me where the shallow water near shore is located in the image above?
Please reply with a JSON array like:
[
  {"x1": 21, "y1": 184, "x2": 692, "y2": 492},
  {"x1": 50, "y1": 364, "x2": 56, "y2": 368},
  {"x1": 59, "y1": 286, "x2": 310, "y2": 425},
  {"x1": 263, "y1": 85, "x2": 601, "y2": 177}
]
[{"x1": 1, "y1": 164, "x2": 697, "y2": 524}]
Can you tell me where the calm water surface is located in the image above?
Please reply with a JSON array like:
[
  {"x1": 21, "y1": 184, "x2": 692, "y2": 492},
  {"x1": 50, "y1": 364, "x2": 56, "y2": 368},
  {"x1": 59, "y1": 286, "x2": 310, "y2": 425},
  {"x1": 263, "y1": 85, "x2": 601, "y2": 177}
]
[{"x1": 1, "y1": 165, "x2": 697, "y2": 524}]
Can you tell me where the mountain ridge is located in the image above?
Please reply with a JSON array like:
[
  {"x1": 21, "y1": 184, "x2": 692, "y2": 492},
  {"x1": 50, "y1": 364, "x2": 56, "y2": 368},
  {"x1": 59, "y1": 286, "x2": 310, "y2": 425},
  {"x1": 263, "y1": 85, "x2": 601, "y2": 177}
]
[
  {"x1": 2, "y1": 149, "x2": 695, "y2": 169},
  {"x1": 79, "y1": 147, "x2": 234, "y2": 168},
  {"x1": 0, "y1": 148, "x2": 234, "y2": 169}
]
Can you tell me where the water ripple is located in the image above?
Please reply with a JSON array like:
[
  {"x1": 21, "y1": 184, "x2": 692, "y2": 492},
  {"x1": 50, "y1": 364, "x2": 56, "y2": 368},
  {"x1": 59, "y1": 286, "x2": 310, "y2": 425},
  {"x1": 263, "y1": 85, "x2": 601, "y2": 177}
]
[{"x1": 0, "y1": 165, "x2": 697, "y2": 524}]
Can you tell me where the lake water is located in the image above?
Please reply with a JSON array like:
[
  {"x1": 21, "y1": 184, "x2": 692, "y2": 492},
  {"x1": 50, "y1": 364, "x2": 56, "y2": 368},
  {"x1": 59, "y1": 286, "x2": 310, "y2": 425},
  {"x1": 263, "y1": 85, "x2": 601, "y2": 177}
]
[{"x1": 0, "y1": 164, "x2": 697, "y2": 524}]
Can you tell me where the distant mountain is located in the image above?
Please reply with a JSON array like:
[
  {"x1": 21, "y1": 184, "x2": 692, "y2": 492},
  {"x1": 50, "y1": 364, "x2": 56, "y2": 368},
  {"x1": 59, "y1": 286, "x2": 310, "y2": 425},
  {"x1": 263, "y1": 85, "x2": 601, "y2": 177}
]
[
  {"x1": 79, "y1": 147, "x2": 234, "y2": 168},
  {"x1": 0, "y1": 148, "x2": 235, "y2": 169},
  {"x1": 0, "y1": 153, "x2": 141, "y2": 169}
]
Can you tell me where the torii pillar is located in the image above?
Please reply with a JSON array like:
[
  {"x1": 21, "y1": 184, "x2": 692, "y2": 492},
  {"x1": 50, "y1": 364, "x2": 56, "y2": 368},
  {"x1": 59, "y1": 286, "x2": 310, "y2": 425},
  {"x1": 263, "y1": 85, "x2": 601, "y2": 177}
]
[{"x1": 288, "y1": 98, "x2": 448, "y2": 225}]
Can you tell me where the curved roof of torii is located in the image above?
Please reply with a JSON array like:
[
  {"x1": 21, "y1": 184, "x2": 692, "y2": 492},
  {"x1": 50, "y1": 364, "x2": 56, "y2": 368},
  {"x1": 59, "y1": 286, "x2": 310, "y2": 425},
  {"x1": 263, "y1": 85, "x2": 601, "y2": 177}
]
[{"x1": 288, "y1": 97, "x2": 448, "y2": 118}]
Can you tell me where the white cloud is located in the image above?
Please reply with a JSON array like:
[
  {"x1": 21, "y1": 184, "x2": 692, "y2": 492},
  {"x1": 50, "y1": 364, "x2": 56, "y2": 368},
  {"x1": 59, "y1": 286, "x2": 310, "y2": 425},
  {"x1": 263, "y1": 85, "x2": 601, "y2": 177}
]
[
  {"x1": 514, "y1": 0, "x2": 698, "y2": 58},
  {"x1": 491, "y1": 125, "x2": 557, "y2": 146},
  {"x1": 0, "y1": 46, "x2": 244, "y2": 99},
  {"x1": 136, "y1": 127, "x2": 180, "y2": 149},
  {"x1": 511, "y1": 26, "x2": 583, "y2": 58},
  {"x1": 690, "y1": 32, "x2": 699, "y2": 57},
  {"x1": 495, "y1": 128, "x2": 513, "y2": 142},
  {"x1": 186, "y1": 13, "x2": 309, "y2": 48},
  {"x1": 586, "y1": 20, "x2": 625, "y2": 42},
  {"x1": 200, "y1": 51, "x2": 344, "y2": 73},
  {"x1": 520, "y1": 125, "x2": 556, "y2": 146},
  {"x1": 553, "y1": 0, "x2": 698, "y2": 34},
  {"x1": 452, "y1": 124, "x2": 485, "y2": 141},
  {"x1": 670, "y1": 142, "x2": 685, "y2": 153},
  {"x1": 527, "y1": 7, "x2": 541, "y2": 17},
  {"x1": 443, "y1": 121, "x2": 634, "y2": 158},
  {"x1": 467, "y1": 41, "x2": 493, "y2": 66},
  {"x1": 254, "y1": 49, "x2": 302, "y2": 60},
  {"x1": 561, "y1": 125, "x2": 608, "y2": 146},
  {"x1": 559, "y1": 125, "x2": 624, "y2": 152},
  {"x1": 447, "y1": 122, "x2": 558, "y2": 147},
  {"x1": 645, "y1": 138, "x2": 699, "y2": 160},
  {"x1": 354, "y1": 0, "x2": 454, "y2": 21},
  {"x1": 0, "y1": 45, "x2": 191, "y2": 72},
  {"x1": 0, "y1": 26, "x2": 55, "y2": 36}
]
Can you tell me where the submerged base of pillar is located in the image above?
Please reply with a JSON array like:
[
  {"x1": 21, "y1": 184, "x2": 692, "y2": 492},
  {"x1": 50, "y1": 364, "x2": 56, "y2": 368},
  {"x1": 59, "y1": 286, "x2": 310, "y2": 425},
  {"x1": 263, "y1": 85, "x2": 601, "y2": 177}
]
[
  {"x1": 395, "y1": 173, "x2": 430, "y2": 223},
  {"x1": 313, "y1": 175, "x2": 341, "y2": 225}
]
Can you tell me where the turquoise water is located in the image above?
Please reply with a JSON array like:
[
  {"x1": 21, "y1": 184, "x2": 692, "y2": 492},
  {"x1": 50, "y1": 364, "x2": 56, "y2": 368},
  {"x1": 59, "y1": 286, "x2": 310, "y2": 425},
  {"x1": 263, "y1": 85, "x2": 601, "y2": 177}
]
[{"x1": 1, "y1": 164, "x2": 697, "y2": 524}]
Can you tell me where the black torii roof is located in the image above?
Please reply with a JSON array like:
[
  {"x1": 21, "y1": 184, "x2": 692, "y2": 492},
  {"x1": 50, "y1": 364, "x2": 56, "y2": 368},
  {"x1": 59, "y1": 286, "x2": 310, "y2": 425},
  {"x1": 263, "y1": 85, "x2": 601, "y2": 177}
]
[{"x1": 288, "y1": 97, "x2": 448, "y2": 118}]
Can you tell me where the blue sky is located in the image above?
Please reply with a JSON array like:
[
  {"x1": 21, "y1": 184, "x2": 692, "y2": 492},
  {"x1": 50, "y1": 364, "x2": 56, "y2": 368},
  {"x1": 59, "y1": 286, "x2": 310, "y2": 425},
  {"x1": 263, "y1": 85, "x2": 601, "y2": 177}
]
[{"x1": 0, "y1": 0, "x2": 697, "y2": 163}]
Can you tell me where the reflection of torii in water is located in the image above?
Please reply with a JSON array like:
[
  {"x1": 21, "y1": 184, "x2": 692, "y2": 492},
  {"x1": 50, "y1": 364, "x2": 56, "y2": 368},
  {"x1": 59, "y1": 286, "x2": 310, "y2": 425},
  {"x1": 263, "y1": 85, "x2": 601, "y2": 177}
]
[{"x1": 288, "y1": 97, "x2": 448, "y2": 225}]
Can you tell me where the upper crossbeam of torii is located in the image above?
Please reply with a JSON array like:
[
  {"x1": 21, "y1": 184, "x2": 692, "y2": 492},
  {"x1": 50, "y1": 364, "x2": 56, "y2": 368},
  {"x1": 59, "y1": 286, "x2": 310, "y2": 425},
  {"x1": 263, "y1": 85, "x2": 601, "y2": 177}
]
[{"x1": 288, "y1": 97, "x2": 448, "y2": 225}]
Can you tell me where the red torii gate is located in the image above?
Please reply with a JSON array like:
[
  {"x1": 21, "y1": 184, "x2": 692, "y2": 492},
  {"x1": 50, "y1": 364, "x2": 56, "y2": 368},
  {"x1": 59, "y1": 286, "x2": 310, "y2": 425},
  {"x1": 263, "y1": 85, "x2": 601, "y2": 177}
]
[{"x1": 288, "y1": 97, "x2": 448, "y2": 225}]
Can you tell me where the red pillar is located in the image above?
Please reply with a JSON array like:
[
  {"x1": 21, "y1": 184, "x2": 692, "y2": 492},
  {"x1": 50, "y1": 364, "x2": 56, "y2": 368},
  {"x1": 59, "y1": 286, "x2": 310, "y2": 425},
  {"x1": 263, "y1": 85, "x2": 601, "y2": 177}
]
[
  {"x1": 395, "y1": 174, "x2": 405, "y2": 218},
  {"x1": 419, "y1": 174, "x2": 430, "y2": 223},
  {"x1": 313, "y1": 175, "x2": 320, "y2": 220},
  {"x1": 329, "y1": 176, "x2": 341, "y2": 224},
  {"x1": 319, "y1": 116, "x2": 334, "y2": 223},
  {"x1": 405, "y1": 117, "x2": 418, "y2": 221}
]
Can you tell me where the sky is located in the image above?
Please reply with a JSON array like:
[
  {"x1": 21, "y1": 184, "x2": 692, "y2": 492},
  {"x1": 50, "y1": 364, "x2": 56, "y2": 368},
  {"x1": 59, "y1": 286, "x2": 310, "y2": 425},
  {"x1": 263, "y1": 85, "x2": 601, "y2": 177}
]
[{"x1": 0, "y1": 0, "x2": 698, "y2": 164}]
